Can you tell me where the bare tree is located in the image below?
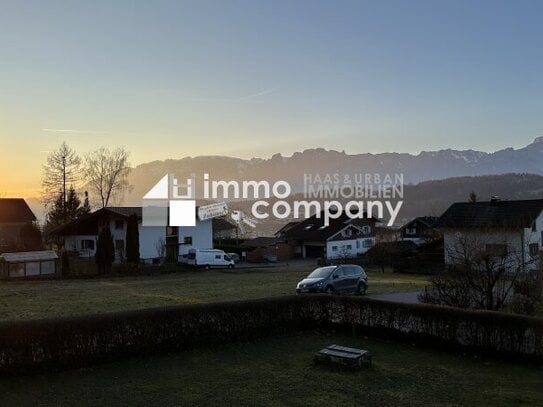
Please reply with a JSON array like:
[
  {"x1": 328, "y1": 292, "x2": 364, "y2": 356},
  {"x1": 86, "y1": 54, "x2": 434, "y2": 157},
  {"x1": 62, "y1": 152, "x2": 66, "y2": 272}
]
[
  {"x1": 41, "y1": 142, "x2": 81, "y2": 206},
  {"x1": 421, "y1": 232, "x2": 528, "y2": 311},
  {"x1": 84, "y1": 147, "x2": 131, "y2": 208}
]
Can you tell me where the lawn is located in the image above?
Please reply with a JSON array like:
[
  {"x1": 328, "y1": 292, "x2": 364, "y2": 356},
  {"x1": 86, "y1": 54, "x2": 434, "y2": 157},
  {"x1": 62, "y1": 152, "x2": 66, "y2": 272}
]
[
  {"x1": 0, "y1": 332, "x2": 541, "y2": 406},
  {"x1": 0, "y1": 266, "x2": 429, "y2": 321}
]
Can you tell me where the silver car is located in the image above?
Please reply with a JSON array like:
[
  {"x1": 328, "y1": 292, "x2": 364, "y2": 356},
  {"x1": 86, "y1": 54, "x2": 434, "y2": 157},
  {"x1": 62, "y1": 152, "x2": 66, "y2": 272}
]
[{"x1": 296, "y1": 264, "x2": 368, "y2": 295}]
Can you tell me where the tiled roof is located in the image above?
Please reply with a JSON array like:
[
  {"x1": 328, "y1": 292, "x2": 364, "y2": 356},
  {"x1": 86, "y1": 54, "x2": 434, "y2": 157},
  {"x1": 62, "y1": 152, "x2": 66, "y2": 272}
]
[
  {"x1": 282, "y1": 210, "x2": 375, "y2": 241},
  {"x1": 436, "y1": 199, "x2": 543, "y2": 229},
  {"x1": 0, "y1": 199, "x2": 36, "y2": 223}
]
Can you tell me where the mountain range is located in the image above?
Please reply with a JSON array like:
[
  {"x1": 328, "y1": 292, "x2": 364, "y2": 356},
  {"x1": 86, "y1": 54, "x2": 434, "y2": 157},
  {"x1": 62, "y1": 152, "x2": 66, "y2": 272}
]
[
  {"x1": 26, "y1": 138, "x2": 543, "y2": 229},
  {"x1": 122, "y1": 137, "x2": 543, "y2": 204}
]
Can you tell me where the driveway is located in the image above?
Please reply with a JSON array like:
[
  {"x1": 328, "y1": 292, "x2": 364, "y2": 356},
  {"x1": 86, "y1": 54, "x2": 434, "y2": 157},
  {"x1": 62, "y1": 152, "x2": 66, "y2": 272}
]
[{"x1": 367, "y1": 291, "x2": 422, "y2": 304}]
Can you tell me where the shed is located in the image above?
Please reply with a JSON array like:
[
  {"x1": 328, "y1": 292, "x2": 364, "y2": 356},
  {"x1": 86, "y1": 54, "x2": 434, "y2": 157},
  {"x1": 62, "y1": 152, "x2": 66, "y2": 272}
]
[{"x1": 0, "y1": 250, "x2": 59, "y2": 278}]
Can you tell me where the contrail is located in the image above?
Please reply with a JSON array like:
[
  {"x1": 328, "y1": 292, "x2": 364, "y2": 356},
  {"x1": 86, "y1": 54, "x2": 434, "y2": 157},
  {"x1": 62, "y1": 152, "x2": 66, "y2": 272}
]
[{"x1": 41, "y1": 128, "x2": 113, "y2": 135}]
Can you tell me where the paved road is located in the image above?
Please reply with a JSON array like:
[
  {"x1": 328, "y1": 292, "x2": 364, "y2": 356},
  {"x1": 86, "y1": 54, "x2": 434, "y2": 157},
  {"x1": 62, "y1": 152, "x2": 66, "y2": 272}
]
[{"x1": 367, "y1": 291, "x2": 422, "y2": 304}]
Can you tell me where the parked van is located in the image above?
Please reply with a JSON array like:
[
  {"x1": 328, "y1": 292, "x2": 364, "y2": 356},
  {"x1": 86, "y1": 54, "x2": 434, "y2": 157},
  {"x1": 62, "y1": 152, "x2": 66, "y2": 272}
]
[{"x1": 188, "y1": 249, "x2": 235, "y2": 269}]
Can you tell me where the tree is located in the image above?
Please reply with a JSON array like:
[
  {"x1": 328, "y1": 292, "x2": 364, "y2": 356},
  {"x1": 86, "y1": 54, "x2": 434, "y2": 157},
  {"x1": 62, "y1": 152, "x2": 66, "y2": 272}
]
[
  {"x1": 84, "y1": 147, "x2": 131, "y2": 208},
  {"x1": 125, "y1": 214, "x2": 140, "y2": 264},
  {"x1": 41, "y1": 142, "x2": 81, "y2": 207},
  {"x1": 95, "y1": 227, "x2": 115, "y2": 274},
  {"x1": 420, "y1": 233, "x2": 524, "y2": 311},
  {"x1": 64, "y1": 186, "x2": 82, "y2": 221},
  {"x1": 44, "y1": 186, "x2": 87, "y2": 231},
  {"x1": 468, "y1": 191, "x2": 478, "y2": 203}
]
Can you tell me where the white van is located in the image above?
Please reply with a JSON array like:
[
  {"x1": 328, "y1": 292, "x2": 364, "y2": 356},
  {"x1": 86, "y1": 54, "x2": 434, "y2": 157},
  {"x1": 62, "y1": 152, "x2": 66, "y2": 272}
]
[{"x1": 188, "y1": 249, "x2": 235, "y2": 269}]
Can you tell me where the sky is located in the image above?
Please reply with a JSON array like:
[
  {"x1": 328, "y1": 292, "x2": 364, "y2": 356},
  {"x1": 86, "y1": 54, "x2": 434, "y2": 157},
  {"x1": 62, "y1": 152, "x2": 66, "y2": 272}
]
[{"x1": 1, "y1": 0, "x2": 543, "y2": 197}]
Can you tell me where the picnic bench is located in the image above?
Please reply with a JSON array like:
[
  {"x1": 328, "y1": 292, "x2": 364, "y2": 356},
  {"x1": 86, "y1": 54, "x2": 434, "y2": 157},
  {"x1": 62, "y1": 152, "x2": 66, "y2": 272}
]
[{"x1": 314, "y1": 344, "x2": 372, "y2": 369}]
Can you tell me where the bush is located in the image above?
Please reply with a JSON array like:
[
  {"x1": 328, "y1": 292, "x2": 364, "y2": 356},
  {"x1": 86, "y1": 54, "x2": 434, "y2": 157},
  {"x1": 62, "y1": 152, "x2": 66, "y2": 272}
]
[{"x1": 0, "y1": 296, "x2": 541, "y2": 376}]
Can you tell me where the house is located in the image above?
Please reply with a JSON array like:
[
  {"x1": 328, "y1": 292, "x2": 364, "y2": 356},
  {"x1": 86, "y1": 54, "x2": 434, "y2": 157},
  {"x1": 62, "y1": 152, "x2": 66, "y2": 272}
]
[
  {"x1": 277, "y1": 211, "x2": 377, "y2": 260},
  {"x1": 400, "y1": 216, "x2": 440, "y2": 244},
  {"x1": 240, "y1": 236, "x2": 295, "y2": 263},
  {"x1": 436, "y1": 198, "x2": 543, "y2": 272},
  {"x1": 0, "y1": 198, "x2": 37, "y2": 252},
  {"x1": 48, "y1": 207, "x2": 213, "y2": 263},
  {"x1": 212, "y1": 217, "x2": 238, "y2": 240}
]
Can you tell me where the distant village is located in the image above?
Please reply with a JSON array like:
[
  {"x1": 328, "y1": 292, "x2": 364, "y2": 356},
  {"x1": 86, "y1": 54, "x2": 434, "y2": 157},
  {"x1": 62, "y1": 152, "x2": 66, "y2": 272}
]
[{"x1": 2, "y1": 193, "x2": 542, "y2": 278}]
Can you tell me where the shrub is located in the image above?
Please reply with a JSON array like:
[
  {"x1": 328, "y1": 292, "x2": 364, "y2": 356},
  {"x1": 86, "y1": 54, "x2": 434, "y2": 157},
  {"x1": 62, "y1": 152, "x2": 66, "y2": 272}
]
[{"x1": 0, "y1": 296, "x2": 541, "y2": 376}]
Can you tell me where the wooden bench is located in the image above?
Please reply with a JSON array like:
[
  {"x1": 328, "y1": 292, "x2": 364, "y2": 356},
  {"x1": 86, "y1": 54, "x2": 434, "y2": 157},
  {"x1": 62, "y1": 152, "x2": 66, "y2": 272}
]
[{"x1": 314, "y1": 344, "x2": 372, "y2": 369}]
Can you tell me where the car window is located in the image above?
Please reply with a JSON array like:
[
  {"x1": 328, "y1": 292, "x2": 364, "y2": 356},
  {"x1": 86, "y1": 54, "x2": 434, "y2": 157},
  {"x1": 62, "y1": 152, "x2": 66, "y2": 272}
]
[
  {"x1": 334, "y1": 268, "x2": 344, "y2": 277},
  {"x1": 308, "y1": 267, "x2": 335, "y2": 278}
]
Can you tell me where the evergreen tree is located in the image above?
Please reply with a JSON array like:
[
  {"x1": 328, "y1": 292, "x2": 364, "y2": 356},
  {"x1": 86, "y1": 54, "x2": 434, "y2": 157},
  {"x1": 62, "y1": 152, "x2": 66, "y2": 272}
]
[
  {"x1": 45, "y1": 187, "x2": 88, "y2": 230},
  {"x1": 45, "y1": 192, "x2": 68, "y2": 229},
  {"x1": 469, "y1": 191, "x2": 478, "y2": 203},
  {"x1": 95, "y1": 227, "x2": 115, "y2": 274},
  {"x1": 64, "y1": 186, "x2": 82, "y2": 221},
  {"x1": 125, "y1": 213, "x2": 140, "y2": 264}
]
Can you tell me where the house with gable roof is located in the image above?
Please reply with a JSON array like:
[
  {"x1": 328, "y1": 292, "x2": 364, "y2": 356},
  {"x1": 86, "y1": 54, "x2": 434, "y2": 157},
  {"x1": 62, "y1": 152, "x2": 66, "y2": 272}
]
[{"x1": 436, "y1": 198, "x2": 543, "y2": 272}]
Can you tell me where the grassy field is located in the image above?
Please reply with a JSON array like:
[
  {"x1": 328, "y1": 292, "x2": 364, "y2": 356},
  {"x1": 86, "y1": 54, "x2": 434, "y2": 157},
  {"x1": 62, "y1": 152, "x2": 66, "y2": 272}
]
[
  {"x1": 0, "y1": 332, "x2": 541, "y2": 406},
  {"x1": 0, "y1": 265, "x2": 429, "y2": 321}
]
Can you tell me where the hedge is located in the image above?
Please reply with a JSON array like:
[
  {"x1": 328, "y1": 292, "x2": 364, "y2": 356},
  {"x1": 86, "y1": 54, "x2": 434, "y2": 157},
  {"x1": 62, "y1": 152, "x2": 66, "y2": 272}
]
[{"x1": 0, "y1": 296, "x2": 542, "y2": 376}]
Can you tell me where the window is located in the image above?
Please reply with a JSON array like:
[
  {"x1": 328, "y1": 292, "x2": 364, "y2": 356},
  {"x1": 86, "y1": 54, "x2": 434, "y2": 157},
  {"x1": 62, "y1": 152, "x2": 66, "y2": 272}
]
[
  {"x1": 332, "y1": 246, "x2": 338, "y2": 251},
  {"x1": 533, "y1": 222, "x2": 538, "y2": 232},
  {"x1": 115, "y1": 220, "x2": 124, "y2": 230},
  {"x1": 529, "y1": 243, "x2": 539, "y2": 257},
  {"x1": 406, "y1": 226, "x2": 416, "y2": 235},
  {"x1": 344, "y1": 228, "x2": 352, "y2": 237},
  {"x1": 183, "y1": 236, "x2": 193, "y2": 245},
  {"x1": 346, "y1": 244, "x2": 352, "y2": 250},
  {"x1": 215, "y1": 254, "x2": 221, "y2": 259},
  {"x1": 363, "y1": 239, "x2": 374, "y2": 248},
  {"x1": 80, "y1": 240, "x2": 95, "y2": 250},
  {"x1": 361, "y1": 225, "x2": 371, "y2": 235}
]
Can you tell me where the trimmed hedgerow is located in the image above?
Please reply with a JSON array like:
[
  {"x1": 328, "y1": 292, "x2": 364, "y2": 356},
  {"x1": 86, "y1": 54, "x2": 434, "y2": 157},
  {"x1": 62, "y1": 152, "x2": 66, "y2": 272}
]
[{"x1": 0, "y1": 296, "x2": 541, "y2": 376}]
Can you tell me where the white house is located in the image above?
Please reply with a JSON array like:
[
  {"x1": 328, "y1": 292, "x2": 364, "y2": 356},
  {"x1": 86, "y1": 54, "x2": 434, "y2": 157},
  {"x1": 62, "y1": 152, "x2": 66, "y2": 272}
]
[
  {"x1": 326, "y1": 223, "x2": 375, "y2": 260},
  {"x1": 436, "y1": 199, "x2": 543, "y2": 272},
  {"x1": 277, "y1": 210, "x2": 377, "y2": 259},
  {"x1": 49, "y1": 207, "x2": 213, "y2": 263}
]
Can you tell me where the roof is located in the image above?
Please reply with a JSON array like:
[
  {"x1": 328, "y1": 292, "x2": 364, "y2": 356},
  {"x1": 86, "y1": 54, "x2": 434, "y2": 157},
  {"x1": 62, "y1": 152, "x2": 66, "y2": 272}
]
[
  {"x1": 275, "y1": 221, "x2": 300, "y2": 235},
  {"x1": 436, "y1": 199, "x2": 543, "y2": 229},
  {"x1": 212, "y1": 217, "x2": 237, "y2": 232},
  {"x1": 281, "y1": 210, "x2": 376, "y2": 242},
  {"x1": 0, "y1": 250, "x2": 58, "y2": 262},
  {"x1": 402, "y1": 216, "x2": 439, "y2": 229},
  {"x1": 47, "y1": 207, "x2": 142, "y2": 236},
  {"x1": 240, "y1": 237, "x2": 279, "y2": 248},
  {"x1": 106, "y1": 207, "x2": 142, "y2": 218},
  {"x1": 0, "y1": 199, "x2": 36, "y2": 223}
]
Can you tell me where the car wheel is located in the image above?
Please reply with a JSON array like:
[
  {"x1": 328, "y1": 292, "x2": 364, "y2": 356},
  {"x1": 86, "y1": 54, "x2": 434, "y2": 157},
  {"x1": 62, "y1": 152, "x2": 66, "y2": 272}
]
[
  {"x1": 228, "y1": 264, "x2": 234, "y2": 269},
  {"x1": 325, "y1": 286, "x2": 335, "y2": 295},
  {"x1": 205, "y1": 264, "x2": 210, "y2": 270},
  {"x1": 357, "y1": 283, "x2": 367, "y2": 296}
]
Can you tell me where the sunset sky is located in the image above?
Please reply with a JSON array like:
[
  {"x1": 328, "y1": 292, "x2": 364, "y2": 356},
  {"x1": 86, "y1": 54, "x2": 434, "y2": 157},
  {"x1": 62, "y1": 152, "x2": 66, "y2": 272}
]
[{"x1": 1, "y1": 0, "x2": 543, "y2": 197}]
